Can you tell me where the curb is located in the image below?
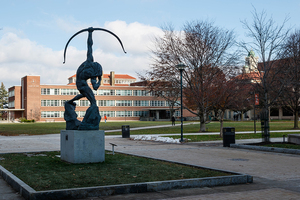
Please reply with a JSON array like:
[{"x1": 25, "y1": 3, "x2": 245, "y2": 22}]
[
  {"x1": 230, "y1": 144, "x2": 300, "y2": 155},
  {"x1": 0, "y1": 151, "x2": 253, "y2": 200}
]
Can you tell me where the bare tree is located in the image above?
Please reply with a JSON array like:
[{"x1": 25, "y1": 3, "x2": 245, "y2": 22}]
[
  {"x1": 239, "y1": 8, "x2": 290, "y2": 142},
  {"x1": 211, "y1": 72, "x2": 236, "y2": 137},
  {"x1": 278, "y1": 30, "x2": 300, "y2": 129},
  {"x1": 142, "y1": 20, "x2": 240, "y2": 132}
]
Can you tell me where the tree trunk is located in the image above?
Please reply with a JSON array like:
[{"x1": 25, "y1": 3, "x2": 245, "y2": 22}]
[
  {"x1": 241, "y1": 110, "x2": 244, "y2": 121},
  {"x1": 294, "y1": 110, "x2": 299, "y2": 129},
  {"x1": 200, "y1": 121, "x2": 206, "y2": 132},
  {"x1": 219, "y1": 111, "x2": 225, "y2": 137},
  {"x1": 199, "y1": 113, "x2": 206, "y2": 132}
]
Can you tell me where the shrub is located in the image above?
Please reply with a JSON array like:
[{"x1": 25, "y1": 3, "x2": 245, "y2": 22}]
[{"x1": 20, "y1": 118, "x2": 35, "y2": 123}]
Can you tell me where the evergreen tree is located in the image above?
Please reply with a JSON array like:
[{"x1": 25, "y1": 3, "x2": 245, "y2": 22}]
[{"x1": 0, "y1": 82, "x2": 8, "y2": 108}]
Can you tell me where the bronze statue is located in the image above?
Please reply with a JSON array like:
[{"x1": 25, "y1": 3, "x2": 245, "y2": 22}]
[{"x1": 63, "y1": 27, "x2": 126, "y2": 130}]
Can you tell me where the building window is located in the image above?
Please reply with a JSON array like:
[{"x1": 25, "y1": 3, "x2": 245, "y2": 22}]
[
  {"x1": 116, "y1": 111, "x2": 132, "y2": 117},
  {"x1": 60, "y1": 100, "x2": 79, "y2": 107},
  {"x1": 133, "y1": 111, "x2": 149, "y2": 117},
  {"x1": 133, "y1": 90, "x2": 147, "y2": 96},
  {"x1": 41, "y1": 88, "x2": 60, "y2": 95},
  {"x1": 98, "y1": 89, "x2": 115, "y2": 96},
  {"x1": 41, "y1": 111, "x2": 60, "y2": 118},
  {"x1": 51, "y1": 89, "x2": 59, "y2": 95},
  {"x1": 175, "y1": 111, "x2": 180, "y2": 117},
  {"x1": 41, "y1": 100, "x2": 60, "y2": 107},
  {"x1": 8, "y1": 101, "x2": 15, "y2": 108},
  {"x1": 41, "y1": 88, "x2": 50, "y2": 95},
  {"x1": 149, "y1": 91, "x2": 157, "y2": 96},
  {"x1": 8, "y1": 90, "x2": 15, "y2": 97},
  {"x1": 133, "y1": 100, "x2": 149, "y2": 106},
  {"x1": 61, "y1": 100, "x2": 67, "y2": 107},
  {"x1": 61, "y1": 89, "x2": 79, "y2": 95},
  {"x1": 100, "y1": 111, "x2": 115, "y2": 117},
  {"x1": 150, "y1": 101, "x2": 165, "y2": 107},
  {"x1": 116, "y1": 90, "x2": 132, "y2": 96},
  {"x1": 116, "y1": 100, "x2": 132, "y2": 106},
  {"x1": 97, "y1": 100, "x2": 115, "y2": 106},
  {"x1": 80, "y1": 100, "x2": 90, "y2": 107}
]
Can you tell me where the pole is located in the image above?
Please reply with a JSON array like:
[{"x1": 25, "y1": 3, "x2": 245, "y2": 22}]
[
  {"x1": 180, "y1": 69, "x2": 184, "y2": 142},
  {"x1": 254, "y1": 93, "x2": 256, "y2": 134},
  {"x1": 254, "y1": 104, "x2": 256, "y2": 134}
]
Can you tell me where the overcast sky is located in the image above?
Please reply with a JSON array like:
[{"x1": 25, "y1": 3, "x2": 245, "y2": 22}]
[{"x1": 1, "y1": 0, "x2": 299, "y2": 88}]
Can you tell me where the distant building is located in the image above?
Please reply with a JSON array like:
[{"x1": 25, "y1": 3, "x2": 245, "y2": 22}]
[
  {"x1": 239, "y1": 50, "x2": 294, "y2": 120},
  {"x1": 7, "y1": 72, "x2": 194, "y2": 122}
]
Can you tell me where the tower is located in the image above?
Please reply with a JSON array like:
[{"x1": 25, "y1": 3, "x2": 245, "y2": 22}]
[{"x1": 243, "y1": 50, "x2": 259, "y2": 73}]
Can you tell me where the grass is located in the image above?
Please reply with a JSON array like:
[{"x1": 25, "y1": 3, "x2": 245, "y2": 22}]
[
  {"x1": 0, "y1": 151, "x2": 229, "y2": 191},
  {"x1": 1, "y1": 121, "x2": 299, "y2": 136},
  {"x1": 1, "y1": 120, "x2": 299, "y2": 144},
  {"x1": 0, "y1": 121, "x2": 174, "y2": 136}
]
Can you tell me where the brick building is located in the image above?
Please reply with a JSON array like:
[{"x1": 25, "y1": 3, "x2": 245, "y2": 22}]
[{"x1": 7, "y1": 72, "x2": 194, "y2": 122}]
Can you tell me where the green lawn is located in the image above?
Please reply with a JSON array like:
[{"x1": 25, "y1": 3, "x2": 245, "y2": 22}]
[
  {"x1": 0, "y1": 151, "x2": 229, "y2": 191},
  {"x1": 0, "y1": 121, "x2": 173, "y2": 136},
  {"x1": 0, "y1": 120, "x2": 299, "y2": 144}
]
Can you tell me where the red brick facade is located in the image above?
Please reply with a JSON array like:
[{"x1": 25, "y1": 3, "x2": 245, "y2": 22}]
[{"x1": 8, "y1": 73, "x2": 195, "y2": 122}]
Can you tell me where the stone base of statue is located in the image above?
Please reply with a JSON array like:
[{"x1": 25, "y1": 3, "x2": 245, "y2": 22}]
[{"x1": 60, "y1": 130, "x2": 105, "y2": 163}]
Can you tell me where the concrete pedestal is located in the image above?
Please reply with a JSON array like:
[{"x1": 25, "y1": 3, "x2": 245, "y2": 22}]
[{"x1": 60, "y1": 130, "x2": 105, "y2": 163}]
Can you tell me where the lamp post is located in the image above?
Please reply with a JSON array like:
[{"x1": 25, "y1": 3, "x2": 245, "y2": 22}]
[
  {"x1": 250, "y1": 91, "x2": 256, "y2": 134},
  {"x1": 176, "y1": 63, "x2": 186, "y2": 143}
]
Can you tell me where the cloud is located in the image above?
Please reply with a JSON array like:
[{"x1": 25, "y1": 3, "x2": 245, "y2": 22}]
[
  {"x1": 99, "y1": 20, "x2": 163, "y2": 55},
  {"x1": 0, "y1": 21, "x2": 163, "y2": 88}
]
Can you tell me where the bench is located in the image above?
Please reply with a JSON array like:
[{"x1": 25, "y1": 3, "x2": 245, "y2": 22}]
[{"x1": 109, "y1": 143, "x2": 117, "y2": 155}]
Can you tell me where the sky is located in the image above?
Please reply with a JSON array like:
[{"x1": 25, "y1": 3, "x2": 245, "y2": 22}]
[{"x1": 0, "y1": 0, "x2": 300, "y2": 88}]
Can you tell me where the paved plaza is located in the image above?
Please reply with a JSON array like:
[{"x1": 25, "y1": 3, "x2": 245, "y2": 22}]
[{"x1": 0, "y1": 133, "x2": 300, "y2": 199}]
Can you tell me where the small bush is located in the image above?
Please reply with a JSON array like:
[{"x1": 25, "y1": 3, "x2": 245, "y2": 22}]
[{"x1": 20, "y1": 118, "x2": 35, "y2": 123}]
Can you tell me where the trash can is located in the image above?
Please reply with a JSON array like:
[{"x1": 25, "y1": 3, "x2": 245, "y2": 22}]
[
  {"x1": 122, "y1": 125, "x2": 130, "y2": 138},
  {"x1": 223, "y1": 127, "x2": 235, "y2": 147}
]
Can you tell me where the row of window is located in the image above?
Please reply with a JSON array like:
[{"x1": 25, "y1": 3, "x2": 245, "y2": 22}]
[
  {"x1": 41, "y1": 88, "x2": 151, "y2": 96},
  {"x1": 41, "y1": 100, "x2": 174, "y2": 107},
  {"x1": 8, "y1": 101, "x2": 15, "y2": 108},
  {"x1": 72, "y1": 78, "x2": 135, "y2": 84},
  {"x1": 41, "y1": 110, "x2": 154, "y2": 118},
  {"x1": 8, "y1": 90, "x2": 15, "y2": 97}
]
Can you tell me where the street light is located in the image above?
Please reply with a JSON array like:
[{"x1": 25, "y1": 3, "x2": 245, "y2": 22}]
[{"x1": 176, "y1": 63, "x2": 186, "y2": 142}]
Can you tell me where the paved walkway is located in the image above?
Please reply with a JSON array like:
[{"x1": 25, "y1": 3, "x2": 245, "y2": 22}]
[{"x1": 0, "y1": 132, "x2": 300, "y2": 199}]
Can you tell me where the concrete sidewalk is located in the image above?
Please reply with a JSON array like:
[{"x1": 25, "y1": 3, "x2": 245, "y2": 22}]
[{"x1": 0, "y1": 134, "x2": 300, "y2": 199}]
